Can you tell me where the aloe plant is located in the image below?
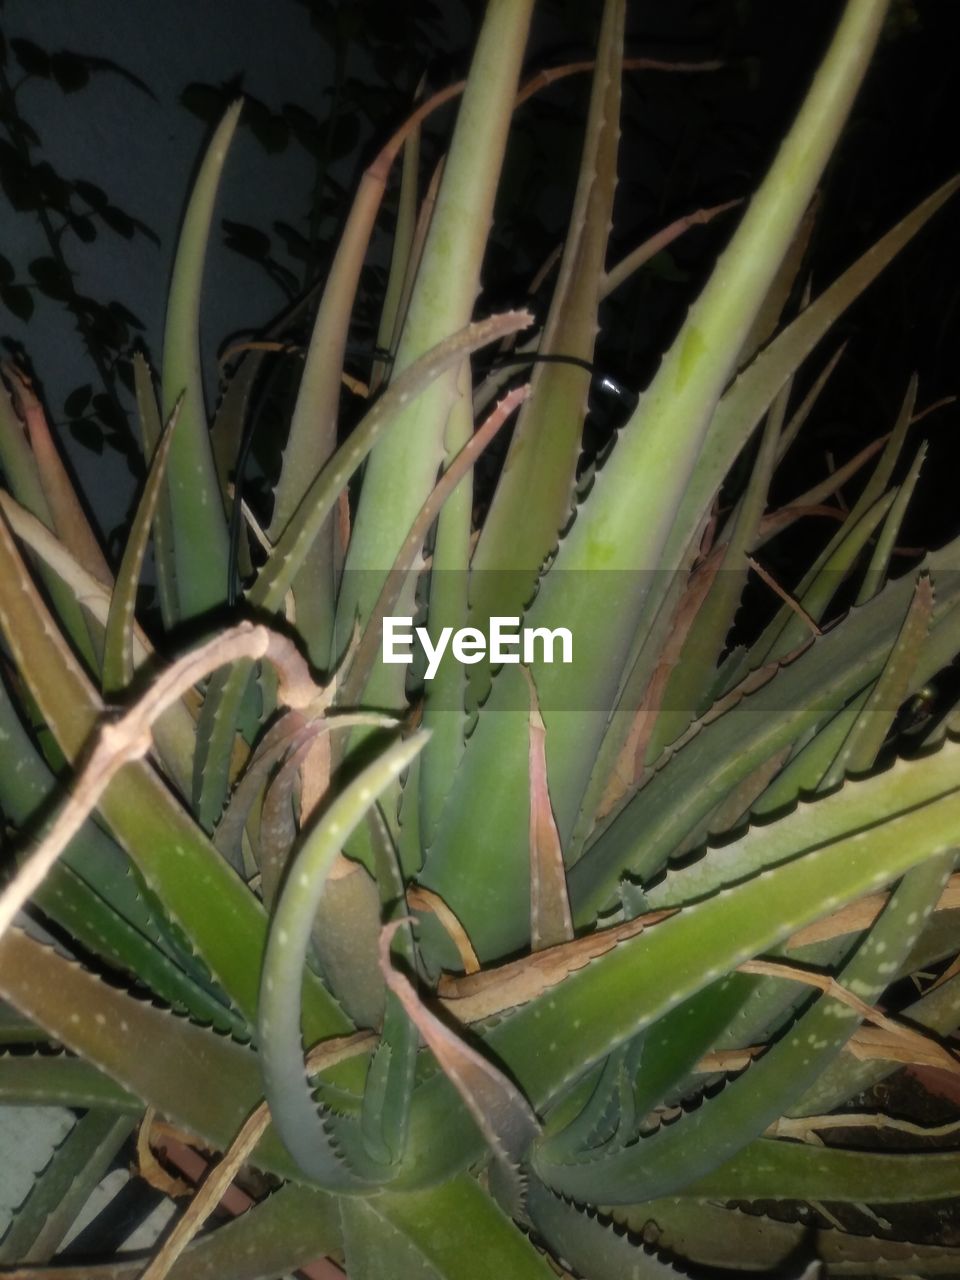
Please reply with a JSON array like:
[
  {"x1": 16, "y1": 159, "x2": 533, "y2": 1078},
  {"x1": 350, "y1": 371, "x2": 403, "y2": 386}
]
[{"x1": 2, "y1": 1, "x2": 960, "y2": 1275}]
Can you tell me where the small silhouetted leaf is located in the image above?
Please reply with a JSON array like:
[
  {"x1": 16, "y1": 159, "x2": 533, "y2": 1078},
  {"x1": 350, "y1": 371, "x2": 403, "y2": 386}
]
[
  {"x1": 0, "y1": 254, "x2": 13, "y2": 285},
  {"x1": 1, "y1": 284, "x2": 33, "y2": 321},
  {"x1": 180, "y1": 81, "x2": 228, "y2": 122},
  {"x1": 92, "y1": 393, "x2": 125, "y2": 432},
  {"x1": 0, "y1": 139, "x2": 23, "y2": 169},
  {"x1": 264, "y1": 256, "x2": 300, "y2": 297},
  {"x1": 11, "y1": 38, "x2": 50, "y2": 77},
  {"x1": 0, "y1": 143, "x2": 39, "y2": 210},
  {"x1": 32, "y1": 161, "x2": 72, "y2": 210},
  {"x1": 64, "y1": 384, "x2": 93, "y2": 416},
  {"x1": 87, "y1": 306, "x2": 126, "y2": 348},
  {"x1": 77, "y1": 296, "x2": 124, "y2": 348},
  {"x1": 69, "y1": 418, "x2": 104, "y2": 453},
  {"x1": 116, "y1": 360, "x2": 136, "y2": 394},
  {"x1": 107, "y1": 300, "x2": 144, "y2": 329},
  {"x1": 79, "y1": 55, "x2": 155, "y2": 98},
  {"x1": 128, "y1": 213, "x2": 160, "y2": 245},
  {"x1": 74, "y1": 179, "x2": 108, "y2": 210},
  {"x1": 282, "y1": 102, "x2": 322, "y2": 150},
  {"x1": 222, "y1": 219, "x2": 271, "y2": 260},
  {"x1": 99, "y1": 205, "x2": 135, "y2": 238},
  {"x1": 245, "y1": 98, "x2": 288, "y2": 153},
  {"x1": 329, "y1": 114, "x2": 361, "y2": 161},
  {"x1": 28, "y1": 256, "x2": 72, "y2": 301},
  {"x1": 66, "y1": 211, "x2": 97, "y2": 242},
  {"x1": 274, "y1": 220, "x2": 310, "y2": 262},
  {"x1": 3, "y1": 114, "x2": 40, "y2": 147},
  {"x1": 51, "y1": 50, "x2": 89, "y2": 92}
]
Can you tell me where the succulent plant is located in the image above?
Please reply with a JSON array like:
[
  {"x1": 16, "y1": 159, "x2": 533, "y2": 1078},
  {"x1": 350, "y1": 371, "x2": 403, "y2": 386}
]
[{"x1": 1, "y1": 0, "x2": 960, "y2": 1276}]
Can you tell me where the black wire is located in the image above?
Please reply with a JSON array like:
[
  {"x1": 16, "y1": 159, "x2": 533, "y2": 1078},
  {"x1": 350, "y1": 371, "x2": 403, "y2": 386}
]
[
  {"x1": 486, "y1": 350, "x2": 639, "y2": 413},
  {"x1": 226, "y1": 349, "x2": 637, "y2": 606}
]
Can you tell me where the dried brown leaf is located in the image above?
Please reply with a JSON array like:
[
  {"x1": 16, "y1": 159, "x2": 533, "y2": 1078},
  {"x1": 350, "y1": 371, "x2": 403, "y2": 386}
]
[
  {"x1": 739, "y1": 958, "x2": 960, "y2": 1075},
  {"x1": 136, "y1": 1108, "x2": 192, "y2": 1200},
  {"x1": 599, "y1": 554, "x2": 721, "y2": 819},
  {"x1": 786, "y1": 874, "x2": 960, "y2": 948},
  {"x1": 408, "y1": 884, "x2": 481, "y2": 974},
  {"x1": 378, "y1": 921, "x2": 539, "y2": 1176},
  {"x1": 438, "y1": 908, "x2": 676, "y2": 1022},
  {"x1": 523, "y1": 667, "x2": 573, "y2": 951}
]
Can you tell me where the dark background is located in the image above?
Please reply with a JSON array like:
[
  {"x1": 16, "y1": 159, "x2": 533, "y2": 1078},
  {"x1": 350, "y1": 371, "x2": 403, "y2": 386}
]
[{"x1": 0, "y1": 0, "x2": 958, "y2": 556}]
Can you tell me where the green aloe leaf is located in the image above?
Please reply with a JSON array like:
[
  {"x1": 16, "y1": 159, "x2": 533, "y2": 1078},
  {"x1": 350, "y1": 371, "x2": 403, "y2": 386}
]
[
  {"x1": 193, "y1": 310, "x2": 530, "y2": 833},
  {"x1": 372, "y1": 96, "x2": 422, "y2": 391},
  {"x1": 160, "y1": 103, "x2": 240, "y2": 620},
  {"x1": 340, "y1": 1196, "x2": 447, "y2": 1280},
  {"x1": 337, "y1": 0, "x2": 536, "y2": 669},
  {"x1": 0, "y1": 929, "x2": 275, "y2": 1162},
  {"x1": 526, "y1": 1179, "x2": 685, "y2": 1279},
  {"x1": 399, "y1": 740, "x2": 960, "y2": 1188},
  {"x1": 341, "y1": 1174, "x2": 558, "y2": 1280},
  {"x1": 572, "y1": 560, "x2": 960, "y2": 925},
  {"x1": 258, "y1": 730, "x2": 429, "y2": 1188},
  {"x1": 575, "y1": 185, "x2": 956, "y2": 864},
  {"x1": 419, "y1": 0, "x2": 625, "y2": 865},
  {"x1": 536, "y1": 854, "x2": 953, "y2": 1202},
  {"x1": 0, "y1": 1182, "x2": 342, "y2": 1280},
  {"x1": 684, "y1": 1137, "x2": 960, "y2": 1203},
  {"x1": 469, "y1": 0, "x2": 623, "y2": 639},
  {"x1": 0, "y1": 1004, "x2": 46, "y2": 1047},
  {"x1": 31, "y1": 860, "x2": 247, "y2": 1036},
  {"x1": 645, "y1": 712, "x2": 960, "y2": 914},
  {"x1": 0, "y1": 1111, "x2": 133, "y2": 1265},
  {"x1": 0, "y1": 378, "x2": 98, "y2": 668},
  {"x1": 339, "y1": 385, "x2": 529, "y2": 713},
  {"x1": 420, "y1": 549, "x2": 960, "y2": 959},
  {"x1": 0, "y1": 675, "x2": 168, "y2": 940},
  {"x1": 133, "y1": 352, "x2": 178, "y2": 631},
  {"x1": 0, "y1": 929, "x2": 366, "y2": 1184},
  {"x1": 790, "y1": 967, "x2": 960, "y2": 1119},
  {"x1": 610, "y1": 1197, "x2": 960, "y2": 1275},
  {"x1": 818, "y1": 573, "x2": 933, "y2": 789},
  {"x1": 510, "y1": 0, "x2": 895, "y2": 839},
  {"x1": 857, "y1": 439, "x2": 928, "y2": 604},
  {"x1": 747, "y1": 373, "x2": 918, "y2": 659},
  {"x1": 418, "y1": 185, "x2": 960, "y2": 965},
  {"x1": 646, "y1": 377, "x2": 788, "y2": 766},
  {"x1": 102, "y1": 398, "x2": 181, "y2": 696},
  {"x1": 750, "y1": 490, "x2": 898, "y2": 673},
  {"x1": 0, "y1": 488, "x2": 197, "y2": 793},
  {"x1": 0, "y1": 518, "x2": 346, "y2": 1038},
  {"x1": 0, "y1": 682, "x2": 234, "y2": 1026},
  {"x1": 359, "y1": 804, "x2": 418, "y2": 1166},
  {"x1": 660, "y1": 183, "x2": 956, "y2": 586},
  {"x1": 261, "y1": 327, "x2": 532, "y2": 625}
]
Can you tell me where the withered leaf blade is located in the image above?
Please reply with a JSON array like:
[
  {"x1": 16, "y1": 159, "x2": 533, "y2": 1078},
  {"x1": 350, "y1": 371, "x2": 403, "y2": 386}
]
[
  {"x1": 523, "y1": 667, "x2": 573, "y2": 951},
  {"x1": 378, "y1": 920, "x2": 540, "y2": 1206},
  {"x1": 438, "y1": 907, "x2": 676, "y2": 1023}
]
